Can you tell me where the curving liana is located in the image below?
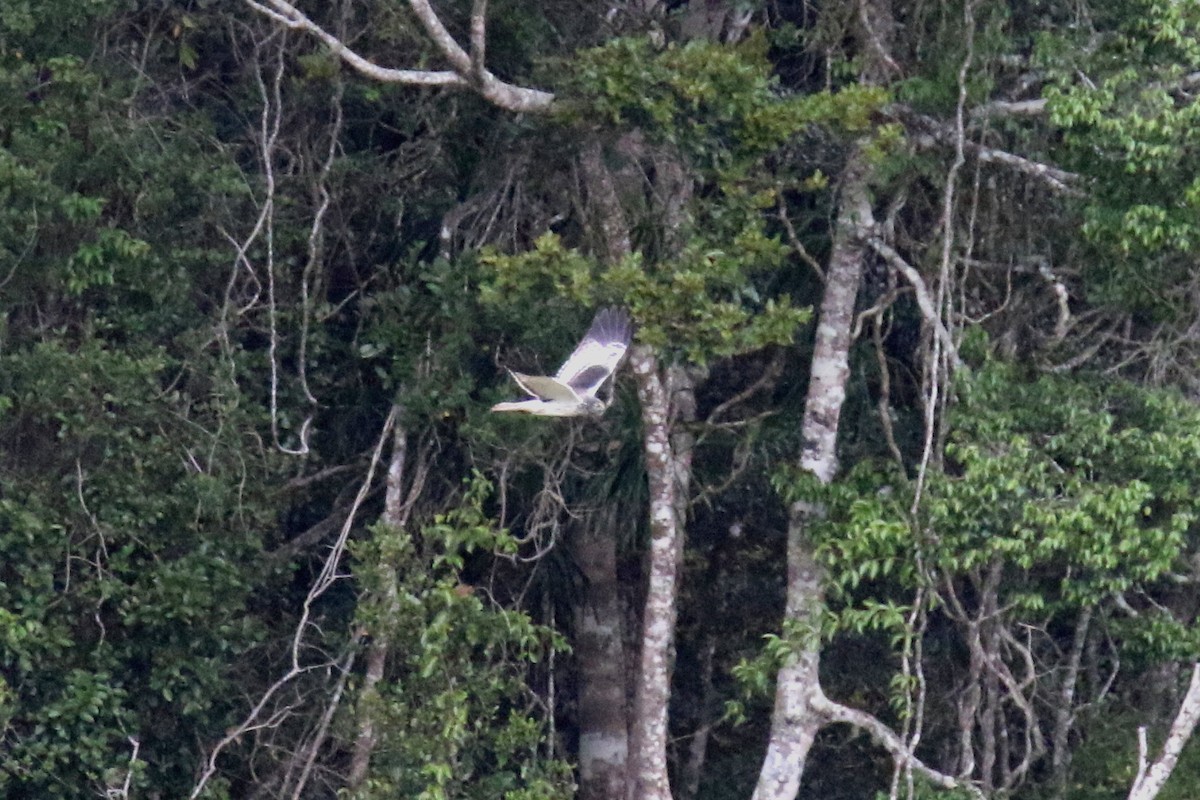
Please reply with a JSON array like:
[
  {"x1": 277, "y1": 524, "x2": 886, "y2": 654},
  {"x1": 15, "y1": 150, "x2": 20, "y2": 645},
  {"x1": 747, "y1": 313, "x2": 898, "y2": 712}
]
[{"x1": 491, "y1": 307, "x2": 632, "y2": 417}]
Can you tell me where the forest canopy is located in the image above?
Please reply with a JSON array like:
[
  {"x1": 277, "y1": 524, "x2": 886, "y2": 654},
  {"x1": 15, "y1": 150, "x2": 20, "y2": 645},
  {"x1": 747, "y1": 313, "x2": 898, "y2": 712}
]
[{"x1": 3, "y1": 1, "x2": 1200, "y2": 799}]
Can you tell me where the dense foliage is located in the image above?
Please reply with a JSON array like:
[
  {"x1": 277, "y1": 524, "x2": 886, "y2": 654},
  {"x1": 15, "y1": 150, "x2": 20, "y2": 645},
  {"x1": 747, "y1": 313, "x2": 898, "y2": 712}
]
[{"x1": 2, "y1": 0, "x2": 1200, "y2": 798}]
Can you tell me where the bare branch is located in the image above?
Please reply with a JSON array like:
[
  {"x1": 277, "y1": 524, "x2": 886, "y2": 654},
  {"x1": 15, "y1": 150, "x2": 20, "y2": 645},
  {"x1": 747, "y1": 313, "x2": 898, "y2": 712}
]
[
  {"x1": 973, "y1": 69, "x2": 1200, "y2": 122},
  {"x1": 704, "y1": 352, "x2": 785, "y2": 426},
  {"x1": 972, "y1": 145, "x2": 1082, "y2": 195},
  {"x1": 1052, "y1": 606, "x2": 1093, "y2": 792},
  {"x1": 971, "y1": 97, "x2": 1048, "y2": 121},
  {"x1": 246, "y1": 0, "x2": 555, "y2": 112},
  {"x1": 246, "y1": 0, "x2": 463, "y2": 86},
  {"x1": 864, "y1": 235, "x2": 961, "y2": 368},
  {"x1": 871, "y1": 320, "x2": 905, "y2": 468},
  {"x1": 110, "y1": 737, "x2": 140, "y2": 799},
  {"x1": 255, "y1": 40, "x2": 313, "y2": 455},
  {"x1": 1135, "y1": 725, "x2": 1151, "y2": 794},
  {"x1": 285, "y1": 649, "x2": 356, "y2": 800},
  {"x1": 191, "y1": 407, "x2": 398, "y2": 799},
  {"x1": 1038, "y1": 262, "x2": 1071, "y2": 341},
  {"x1": 469, "y1": 0, "x2": 488, "y2": 79},
  {"x1": 1128, "y1": 663, "x2": 1200, "y2": 800},
  {"x1": 778, "y1": 194, "x2": 824, "y2": 283},
  {"x1": 856, "y1": 0, "x2": 901, "y2": 78},
  {"x1": 406, "y1": 0, "x2": 473, "y2": 75},
  {"x1": 813, "y1": 696, "x2": 985, "y2": 799},
  {"x1": 894, "y1": 105, "x2": 1083, "y2": 195}
]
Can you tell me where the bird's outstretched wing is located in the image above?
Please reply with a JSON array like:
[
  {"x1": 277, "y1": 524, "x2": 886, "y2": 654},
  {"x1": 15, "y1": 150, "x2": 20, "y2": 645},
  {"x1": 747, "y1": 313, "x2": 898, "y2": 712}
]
[
  {"x1": 507, "y1": 371, "x2": 582, "y2": 403},
  {"x1": 491, "y1": 307, "x2": 632, "y2": 416},
  {"x1": 554, "y1": 307, "x2": 632, "y2": 399}
]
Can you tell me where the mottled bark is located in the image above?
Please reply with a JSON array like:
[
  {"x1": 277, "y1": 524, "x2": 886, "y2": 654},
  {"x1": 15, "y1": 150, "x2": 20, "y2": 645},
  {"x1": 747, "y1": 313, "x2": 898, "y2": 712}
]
[
  {"x1": 576, "y1": 133, "x2": 638, "y2": 800},
  {"x1": 573, "y1": 515, "x2": 630, "y2": 800},
  {"x1": 347, "y1": 627, "x2": 389, "y2": 788},
  {"x1": 796, "y1": 148, "x2": 873, "y2": 485},
  {"x1": 582, "y1": 132, "x2": 699, "y2": 800},
  {"x1": 1129, "y1": 663, "x2": 1200, "y2": 800},
  {"x1": 752, "y1": 145, "x2": 872, "y2": 800},
  {"x1": 347, "y1": 408, "x2": 432, "y2": 789},
  {"x1": 749, "y1": 517, "x2": 826, "y2": 800},
  {"x1": 627, "y1": 345, "x2": 692, "y2": 800}
]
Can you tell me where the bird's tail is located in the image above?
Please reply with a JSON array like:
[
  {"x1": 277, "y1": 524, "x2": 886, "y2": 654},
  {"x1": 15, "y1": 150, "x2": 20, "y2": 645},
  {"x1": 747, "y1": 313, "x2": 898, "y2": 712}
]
[{"x1": 491, "y1": 400, "x2": 534, "y2": 414}]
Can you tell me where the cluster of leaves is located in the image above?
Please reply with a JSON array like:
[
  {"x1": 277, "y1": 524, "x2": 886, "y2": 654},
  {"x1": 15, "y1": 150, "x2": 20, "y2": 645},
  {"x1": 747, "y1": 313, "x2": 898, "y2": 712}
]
[
  {"x1": 475, "y1": 36, "x2": 884, "y2": 359},
  {"x1": 0, "y1": 4, "x2": 340, "y2": 795},
  {"x1": 559, "y1": 36, "x2": 885, "y2": 172},
  {"x1": 480, "y1": 231, "x2": 809, "y2": 367},
  {"x1": 0, "y1": 54, "x2": 149, "y2": 298},
  {"x1": 1039, "y1": 0, "x2": 1200, "y2": 312},
  {"x1": 773, "y1": 357, "x2": 1200, "y2": 681},
  {"x1": 0, "y1": 340, "x2": 272, "y2": 795},
  {"x1": 479, "y1": 39, "x2": 889, "y2": 364},
  {"x1": 348, "y1": 476, "x2": 571, "y2": 800},
  {"x1": 934, "y1": 364, "x2": 1200, "y2": 608}
]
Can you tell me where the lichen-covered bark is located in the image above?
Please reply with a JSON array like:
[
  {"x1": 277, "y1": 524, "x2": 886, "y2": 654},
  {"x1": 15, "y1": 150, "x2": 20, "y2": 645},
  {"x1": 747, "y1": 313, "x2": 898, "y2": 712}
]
[
  {"x1": 1052, "y1": 607, "x2": 1093, "y2": 797},
  {"x1": 628, "y1": 344, "x2": 686, "y2": 800},
  {"x1": 582, "y1": 132, "x2": 700, "y2": 800},
  {"x1": 575, "y1": 133, "x2": 640, "y2": 800},
  {"x1": 752, "y1": 146, "x2": 872, "y2": 800}
]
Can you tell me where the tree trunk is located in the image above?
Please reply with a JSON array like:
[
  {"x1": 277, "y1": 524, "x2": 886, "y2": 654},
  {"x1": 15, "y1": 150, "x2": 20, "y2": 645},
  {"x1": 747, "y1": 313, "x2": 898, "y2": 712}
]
[
  {"x1": 681, "y1": 631, "x2": 717, "y2": 800},
  {"x1": 581, "y1": 132, "x2": 699, "y2": 800},
  {"x1": 628, "y1": 345, "x2": 693, "y2": 800},
  {"x1": 573, "y1": 513, "x2": 631, "y2": 800},
  {"x1": 752, "y1": 145, "x2": 872, "y2": 800}
]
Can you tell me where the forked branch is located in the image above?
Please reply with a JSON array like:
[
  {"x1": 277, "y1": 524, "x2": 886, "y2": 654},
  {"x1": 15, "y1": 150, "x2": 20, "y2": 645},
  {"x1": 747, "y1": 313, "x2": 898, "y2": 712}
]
[
  {"x1": 246, "y1": 0, "x2": 555, "y2": 112},
  {"x1": 864, "y1": 235, "x2": 961, "y2": 368},
  {"x1": 1129, "y1": 663, "x2": 1200, "y2": 800},
  {"x1": 812, "y1": 695, "x2": 985, "y2": 799}
]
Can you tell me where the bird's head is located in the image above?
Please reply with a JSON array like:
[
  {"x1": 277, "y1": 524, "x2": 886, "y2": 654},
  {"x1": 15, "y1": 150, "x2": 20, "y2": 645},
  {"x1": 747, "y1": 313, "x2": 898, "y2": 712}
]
[{"x1": 581, "y1": 396, "x2": 608, "y2": 416}]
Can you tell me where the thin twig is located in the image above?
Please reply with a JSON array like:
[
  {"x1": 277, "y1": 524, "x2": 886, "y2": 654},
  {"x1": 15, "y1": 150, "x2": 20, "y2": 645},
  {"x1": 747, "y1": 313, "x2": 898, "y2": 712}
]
[
  {"x1": 778, "y1": 194, "x2": 824, "y2": 283},
  {"x1": 286, "y1": 648, "x2": 357, "y2": 800}
]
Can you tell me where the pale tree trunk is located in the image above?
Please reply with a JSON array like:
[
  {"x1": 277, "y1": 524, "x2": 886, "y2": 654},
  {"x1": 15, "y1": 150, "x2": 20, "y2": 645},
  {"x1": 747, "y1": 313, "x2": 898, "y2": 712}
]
[
  {"x1": 348, "y1": 621, "x2": 389, "y2": 788},
  {"x1": 752, "y1": 146, "x2": 873, "y2": 800},
  {"x1": 1128, "y1": 663, "x2": 1200, "y2": 800},
  {"x1": 580, "y1": 137, "x2": 633, "y2": 265},
  {"x1": 572, "y1": 512, "x2": 630, "y2": 800},
  {"x1": 628, "y1": 345, "x2": 694, "y2": 800},
  {"x1": 580, "y1": 134, "x2": 699, "y2": 800}
]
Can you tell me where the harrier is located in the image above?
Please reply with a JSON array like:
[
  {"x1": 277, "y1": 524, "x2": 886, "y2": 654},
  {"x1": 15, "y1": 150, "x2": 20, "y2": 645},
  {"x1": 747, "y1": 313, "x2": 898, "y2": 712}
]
[{"x1": 491, "y1": 307, "x2": 631, "y2": 417}]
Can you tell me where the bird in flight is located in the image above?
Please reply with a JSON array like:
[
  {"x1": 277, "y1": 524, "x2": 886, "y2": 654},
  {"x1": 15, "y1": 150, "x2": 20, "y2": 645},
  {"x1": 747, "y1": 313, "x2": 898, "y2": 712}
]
[{"x1": 491, "y1": 307, "x2": 631, "y2": 417}]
